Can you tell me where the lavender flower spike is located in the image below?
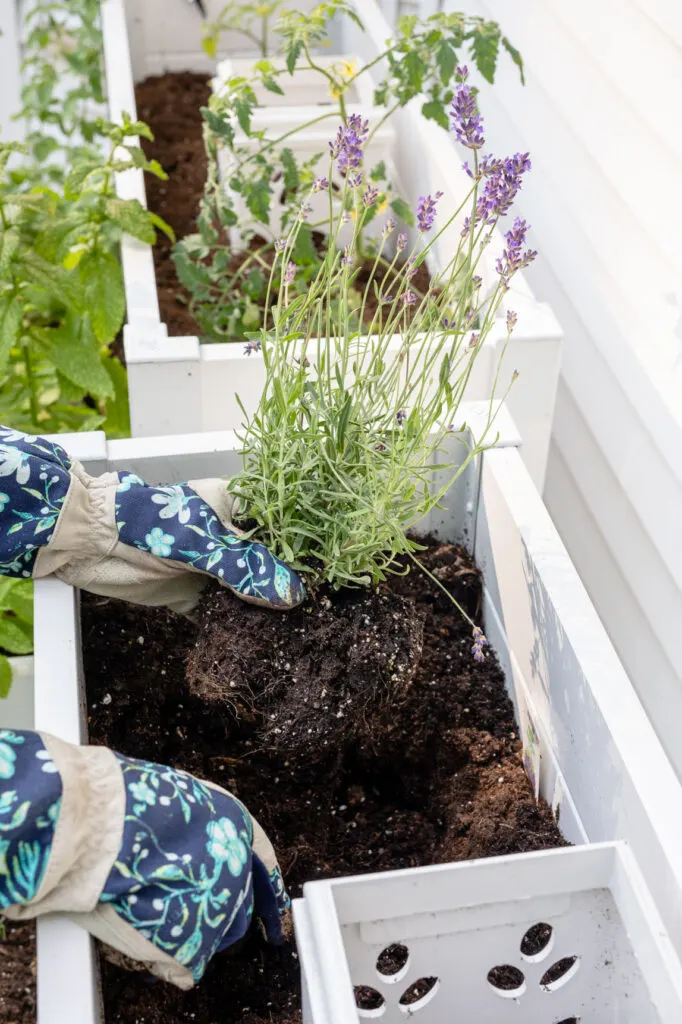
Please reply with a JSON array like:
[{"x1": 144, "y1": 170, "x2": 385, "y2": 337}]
[
  {"x1": 329, "y1": 114, "x2": 369, "y2": 174},
  {"x1": 396, "y1": 233, "x2": 408, "y2": 252},
  {"x1": 471, "y1": 625, "x2": 488, "y2": 663},
  {"x1": 284, "y1": 261, "x2": 296, "y2": 285},
  {"x1": 363, "y1": 185, "x2": 380, "y2": 207},
  {"x1": 450, "y1": 76, "x2": 485, "y2": 150},
  {"x1": 274, "y1": 237, "x2": 287, "y2": 253},
  {"x1": 382, "y1": 218, "x2": 396, "y2": 237},
  {"x1": 312, "y1": 176, "x2": 329, "y2": 193},
  {"x1": 243, "y1": 339, "x2": 262, "y2": 356},
  {"x1": 416, "y1": 191, "x2": 444, "y2": 233},
  {"x1": 495, "y1": 218, "x2": 537, "y2": 289}
]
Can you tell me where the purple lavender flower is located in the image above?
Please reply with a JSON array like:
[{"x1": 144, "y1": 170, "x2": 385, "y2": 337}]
[
  {"x1": 312, "y1": 176, "x2": 329, "y2": 193},
  {"x1": 396, "y1": 409, "x2": 407, "y2": 426},
  {"x1": 274, "y1": 238, "x2": 286, "y2": 252},
  {"x1": 472, "y1": 275, "x2": 482, "y2": 290},
  {"x1": 416, "y1": 191, "x2": 444, "y2": 233},
  {"x1": 299, "y1": 199, "x2": 313, "y2": 220},
  {"x1": 405, "y1": 256, "x2": 417, "y2": 280},
  {"x1": 475, "y1": 154, "x2": 532, "y2": 225},
  {"x1": 363, "y1": 185, "x2": 380, "y2": 207},
  {"x1": 329, "y1": 114, "x2": 369, "y2": 173},
  {"x1": 382, "y1": 218, "x2": 396, "y2": 237},
  {"x1": 468, "y1": 331, "x2": 480, "y2": 348},
  {"x1": 341, "y1": 244, "x2": 354, "y2": 267},
  {"x1": 506, "y1": 309, "x2": 518, "y2": 332},
  {"x1": 402, "y1": 290, "x2": 417, "y2": 307},
  {"x1": 496, "y1": 218, "x2": 537, "y2": 288},
  {"x1": 348, "y1": 172, "x2": 363, "y2": 189},
  {"x1": 396, "y1": 232, "x2": 408, "y2": 252},
  {"x1": 471, "y1": 625, "x2": 488, "y2": 663},
  {"x1": 243, "y1": 339, "x2": 262, "y2": 356},
  {"x1": 450, "y1": 78, "x2": 485, "y2": 150},
  {"x1": 381, "y1": 294, "x2": 394, "y2": 304},
  {"x1": 284, "y1": 261, "x2": 296, "y2": 284},
  {"x1": 456, "y1": 65, "x2": 468, "y2": 82}
]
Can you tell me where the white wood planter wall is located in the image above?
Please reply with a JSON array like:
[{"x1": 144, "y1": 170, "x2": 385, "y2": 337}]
[
  {"x1": 27, "y1": 404, "x2": 682, "y2": 1021},
  {"x1": 100, "y1": 0, "x2": 562, "y2": 492}
]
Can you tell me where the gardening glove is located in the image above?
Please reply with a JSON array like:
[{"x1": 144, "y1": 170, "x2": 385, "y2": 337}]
[
  {"x1": 0, "y1": 728, "x2": 290, "y2": 990},
  {"x1": 0, "y1": 426, "x2": 304, "y2": 614}
]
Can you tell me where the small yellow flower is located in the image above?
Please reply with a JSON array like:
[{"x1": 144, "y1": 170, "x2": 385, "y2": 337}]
[
  {"x1": 376, "y1": 198, "x2": 389, "y2": 215},
  {"x1": 329, "y1": 59, "x2": 357, "y2": 100}
]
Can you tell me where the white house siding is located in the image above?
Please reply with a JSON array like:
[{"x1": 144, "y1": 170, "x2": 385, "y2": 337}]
[{"x1": 397, "y1": 0, "x2": 682, "y2": 776}]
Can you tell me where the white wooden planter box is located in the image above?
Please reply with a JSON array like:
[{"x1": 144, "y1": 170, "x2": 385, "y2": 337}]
[
  {"x1": 294, "y1": 842, "x2": 682, "y2": 1023},
  {"x1": 29, "y1": 406, "x2": 682, "y2": 1021},
  {"x1": 99, "y1": 0, "x2": 562, "y2": 491}
]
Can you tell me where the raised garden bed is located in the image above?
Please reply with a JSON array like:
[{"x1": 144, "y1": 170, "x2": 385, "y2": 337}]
[
  {"x1": 100, "y1": 0, "x2": 562, "y2": 491},
  {"x1": 21, "y1": 410, "x2": 682, "y2": 1023}
]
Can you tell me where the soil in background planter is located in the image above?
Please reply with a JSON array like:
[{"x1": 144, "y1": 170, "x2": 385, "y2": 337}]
[
  {"x1": 136, "y1": 71, "x2": 433, "y2": 340},
  {"x1": 136, "y1": 72, "x2": 211, "y2": 337},
  {"x1": 81, "y1": 541, "x2": 565, "y2": 1024},
  {"x1": 0, "y1": 922, "x2": 36, "y2": 1024}
]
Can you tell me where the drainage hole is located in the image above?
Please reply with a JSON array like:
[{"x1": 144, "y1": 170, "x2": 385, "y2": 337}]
[
  {"x1": 520, "y1": 922, "x2": 553, "y2": 960},
  {"x1": 540, "y1": 956, "x2": 581, "y2": 991},
  {"x1": 376, "y1": 943, "x2": 410, "y2": 981},
  {"x1": 487, "y1": 965, "x2": 526, "y2": 998},
  {"x1": 399, "y1": 976, "x2": 440, "y2": 1012},
  {"x1": 354, "y1": 985, "x2": 386, "y2": 1018}
]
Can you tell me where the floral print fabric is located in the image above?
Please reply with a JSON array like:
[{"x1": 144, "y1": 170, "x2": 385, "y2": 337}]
[
  {"x1": 0, "y1": 730, "x2": 62, "y2": 909},
  {"x1": 0, "y1": 428, "x2": 71, "y2": 578},
  {"x1": 101, "y1": 754, "x2": 288, "y2": 982},
  {"x1": 0, "y1": 733, "x2": 289, "y2": 983},
  {"x1": 115, "y1": 474, "x2": 305, "y2": 608}
]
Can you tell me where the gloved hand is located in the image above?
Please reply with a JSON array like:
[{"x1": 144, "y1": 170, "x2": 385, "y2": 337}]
[
  {"x1": 0, "y1": 426, "x2": 304, "y2": 614},
  {"x1": 0, "y1": 728, "x2": 289, "y2": 989}
]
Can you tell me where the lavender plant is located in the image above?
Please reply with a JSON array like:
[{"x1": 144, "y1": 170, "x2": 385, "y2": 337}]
[
  {"x1": 174, "y1": 3, "x2": 524, "y2": 341},
  {"x1": 229, "y1": 72, "x2": 536, "y2": 646}
]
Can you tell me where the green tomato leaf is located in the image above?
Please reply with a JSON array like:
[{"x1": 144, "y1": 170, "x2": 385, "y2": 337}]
[
  {"x1": 470, "y1": 24, "x2": 501, "y2": 84},
  {"x1": 502, "y1": 36, "x2": 525, "y2": 85},
  {"x1": 421, "y1": 99, "x2": 449, "y2": 130}
]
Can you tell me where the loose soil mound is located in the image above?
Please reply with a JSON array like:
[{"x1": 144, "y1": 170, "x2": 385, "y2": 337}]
[{"x1": 80, "y1": 541, "x2": 565, "y2": 1024}]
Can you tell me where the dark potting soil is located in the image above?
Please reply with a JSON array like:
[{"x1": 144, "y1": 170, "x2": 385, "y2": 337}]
[
  {"x1": 79, "y1": 541, "x2": 565, "y2": 1024},
  {"x1": 135, "y1": 71, "x2": 433, "y2": 340},
  {"x1": 0, "y1": 921, "x2": 36, "y2": 1024},
  {"x1": 136, "y1": 72, "x2": 212, "y2": 337}
]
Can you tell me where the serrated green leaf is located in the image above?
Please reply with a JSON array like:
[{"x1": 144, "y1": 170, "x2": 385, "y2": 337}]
[
  {"x1": 0, "y1": 295, "x2": 23, "y2": 375},
  {"x1": 64, "y1": 159, "x2": 99, "y2": 197},
  {"x1": 234, "y1": 95, "x2": 253, "y2": 135},
  {"x1": 0, "y1": 657, "x2": 11, "y2": 699},
  {"x1": 421, "y1": 99, "x2": 449, "y2": 130},
  {"x1": 148, "y1": 212, "x2": 175, "y2": 243},
  {"x1": 436, "y1": 38, "x2": 456, "y2": 85},
  {"x1": 100, "y1": 355, "x2": 131, "y2": 439},
  {"x1": 105, "y1": 197, "x2": 156, "y2": 244},
  {"x1": 37, "y1": 313, "x2": 115, "y2": 399},
  {"x1": 280, "y1": 148, "x2": 300, "y2": 193},
  {"x1": 22, "y1": 251, "x2": 84, "y2": 312},
  {"x1": 201, "y1": 108, "x2": 235, "y2": 145},
  {"x1": 78, "y1": 249, "x2": 125, "y2": 343},
  {"x1": 0, "y1": 231, "x2": 20, "y2": 277},
  {"x1": 246, "y1": 179, "x2": 272, "y2": 223},
  {"x1": 502, "y1": 36, "x2": 525, "y2": 85},
  {"x1": 390, "y1": 197, "x2": 415, "y2": 227},
  {"x1": 285, "y1": 39, "x2": 304, "y2": 75},
  {"x1": 471, "y1": 24, "x2": 501, "y2": 84},
  {"x1": 0, "y1": 618, "x2": 33, "y2": 655},
  {"x1": 263, "y1": 77, "x2": 285, "y2": 96}
]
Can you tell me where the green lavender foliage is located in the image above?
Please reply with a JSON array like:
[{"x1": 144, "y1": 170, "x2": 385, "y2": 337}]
[
  {"x1": 228, "y1": 139, "x2": 523, "y2": 588},
  {"x1": 175, "y1": 2, "x2": 523, "y2": 342}
]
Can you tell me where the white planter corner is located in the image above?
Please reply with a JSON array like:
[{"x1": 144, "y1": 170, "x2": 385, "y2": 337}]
[
  {"x1": 294, "y1": 842, "x2": 682, "y2": 1024},
  {"x1": 31, "y1": 404, "x2": 682, "y2": 1021}
]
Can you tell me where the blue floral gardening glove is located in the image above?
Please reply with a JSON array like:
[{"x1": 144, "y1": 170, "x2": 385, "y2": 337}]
[
  {"x1": 0, "y1": 427, "x2": 304, "y2": 614},
  {"x1": 0, "y1": 729, "x2": 290, "y2": 989}
]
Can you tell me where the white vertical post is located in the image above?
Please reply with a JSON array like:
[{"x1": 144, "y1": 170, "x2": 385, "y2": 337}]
[{"x1": 0, "y1": 1, "x2": 23, "y2": 142}]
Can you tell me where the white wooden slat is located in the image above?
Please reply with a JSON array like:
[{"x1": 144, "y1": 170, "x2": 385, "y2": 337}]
[
  {"x1": 457, "y1": 45, "x2": 682, "y2": 486},
  {"x1": 635, "y1": 0, "x2": 682, "y2": 50},
  {"x1": 544, "y1": 436, "x2": 682, "y2": 777},
  {"x1": 546, "y1": 0, "x2": 682, "y2": 163}
]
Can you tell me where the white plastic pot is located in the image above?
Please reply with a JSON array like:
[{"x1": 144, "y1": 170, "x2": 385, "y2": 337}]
[
  {"x1": 294, "y1": 841, "x2": 682, "y2": 1023},
  {"x1": 30, "y1": 405, "x2": 682, "y2": 1021}
]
